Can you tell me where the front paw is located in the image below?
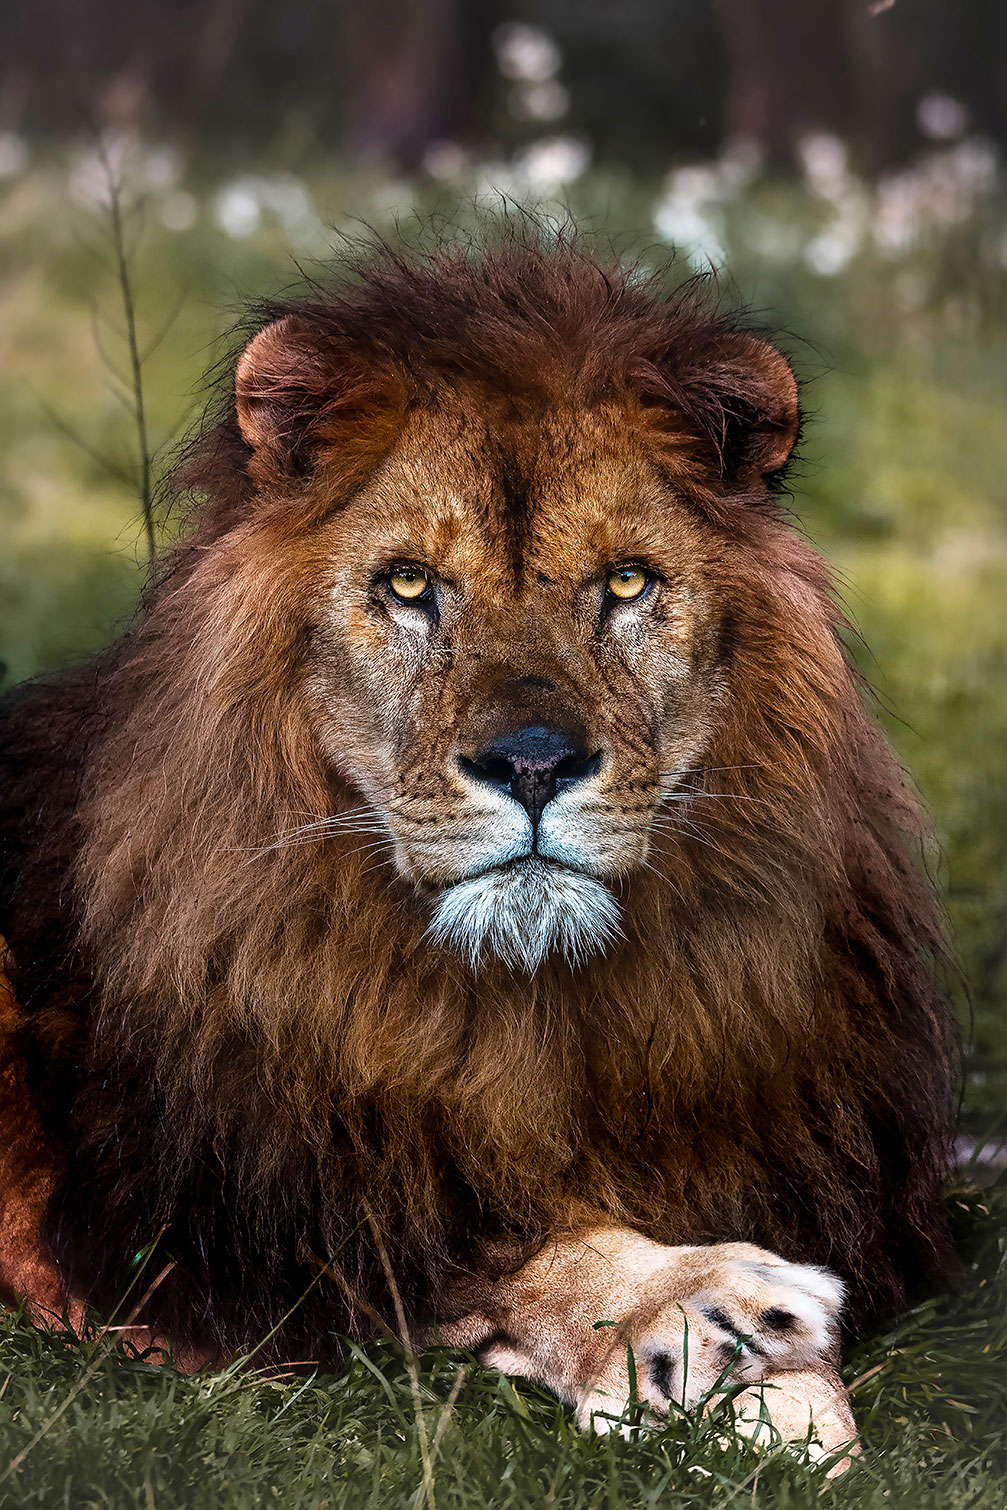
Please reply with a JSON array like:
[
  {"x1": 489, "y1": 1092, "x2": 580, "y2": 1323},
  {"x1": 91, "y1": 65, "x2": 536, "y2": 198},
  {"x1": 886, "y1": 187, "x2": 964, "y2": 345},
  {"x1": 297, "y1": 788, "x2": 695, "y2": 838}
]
[{"x1": 576, "y1": 1242, "x2": 844, "y2": 1427}]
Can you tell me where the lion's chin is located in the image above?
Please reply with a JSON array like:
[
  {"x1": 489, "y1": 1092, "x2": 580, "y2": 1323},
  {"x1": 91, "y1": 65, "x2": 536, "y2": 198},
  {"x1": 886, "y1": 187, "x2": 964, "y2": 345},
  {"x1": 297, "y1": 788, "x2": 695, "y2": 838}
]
[{"x1": 425, "y1": 857, "x2": 622, "y2": 973}]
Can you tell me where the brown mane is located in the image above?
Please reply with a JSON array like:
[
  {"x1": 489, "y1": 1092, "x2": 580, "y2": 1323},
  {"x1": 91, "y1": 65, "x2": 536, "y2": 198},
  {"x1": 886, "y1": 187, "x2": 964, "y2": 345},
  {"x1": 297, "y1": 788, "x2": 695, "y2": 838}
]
[{"x1": 0, "y1": 231, "x2": 957, "y2": 1361}]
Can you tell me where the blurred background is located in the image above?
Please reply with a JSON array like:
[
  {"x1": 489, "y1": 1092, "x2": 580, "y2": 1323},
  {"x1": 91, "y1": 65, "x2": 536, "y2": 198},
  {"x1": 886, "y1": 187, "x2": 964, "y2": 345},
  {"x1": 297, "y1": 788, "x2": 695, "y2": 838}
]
[{"x1": 0, "y1": 0, "x2": 1003, "y2": 1144}]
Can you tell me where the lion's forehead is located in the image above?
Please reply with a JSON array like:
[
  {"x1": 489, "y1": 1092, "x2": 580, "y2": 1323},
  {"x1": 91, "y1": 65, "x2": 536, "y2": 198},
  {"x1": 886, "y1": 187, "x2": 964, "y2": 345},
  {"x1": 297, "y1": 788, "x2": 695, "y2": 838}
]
[{"x1": 328, "y1": 399, "x2": 710, "y2": 589}]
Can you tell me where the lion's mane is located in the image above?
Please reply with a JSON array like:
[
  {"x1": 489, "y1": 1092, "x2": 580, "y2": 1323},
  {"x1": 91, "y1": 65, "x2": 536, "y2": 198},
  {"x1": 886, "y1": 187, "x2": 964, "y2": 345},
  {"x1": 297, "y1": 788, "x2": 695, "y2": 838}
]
[{"x1": 0, "y1": 234, "x2": 957, "y2": 1362}]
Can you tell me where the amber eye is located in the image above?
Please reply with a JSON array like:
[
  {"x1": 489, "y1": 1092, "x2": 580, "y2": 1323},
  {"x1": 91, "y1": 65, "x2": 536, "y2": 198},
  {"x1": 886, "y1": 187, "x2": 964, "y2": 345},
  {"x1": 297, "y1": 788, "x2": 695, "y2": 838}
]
[
  {"x1": 388, "y1": 565, "x2": 432, "y2": 601},
  {"x1": 606, "y1": 565, "x2": 650, "y2": 601}
]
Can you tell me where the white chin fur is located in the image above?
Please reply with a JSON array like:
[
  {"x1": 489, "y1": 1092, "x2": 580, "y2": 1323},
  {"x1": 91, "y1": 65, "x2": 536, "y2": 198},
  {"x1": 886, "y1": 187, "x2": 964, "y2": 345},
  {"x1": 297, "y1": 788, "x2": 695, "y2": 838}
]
[{"x1": 427, "y1": 858, "x2": 622, "y2": 972}]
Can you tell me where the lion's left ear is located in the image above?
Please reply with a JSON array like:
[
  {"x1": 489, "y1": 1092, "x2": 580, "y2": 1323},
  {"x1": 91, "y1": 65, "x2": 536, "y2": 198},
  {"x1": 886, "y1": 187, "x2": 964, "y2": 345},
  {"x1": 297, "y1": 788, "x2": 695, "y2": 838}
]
[
  {"x1": 640, "y1": 331, "x2": 800, "y2": 488},
  {"x1": 702, "y1": 334, "x2": 800, "y2": 483}
]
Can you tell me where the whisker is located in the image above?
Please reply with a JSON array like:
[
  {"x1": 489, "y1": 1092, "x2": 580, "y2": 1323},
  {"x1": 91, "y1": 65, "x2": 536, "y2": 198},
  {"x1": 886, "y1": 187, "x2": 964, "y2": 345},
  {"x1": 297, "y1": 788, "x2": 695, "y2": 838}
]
[
  {"x1": 658, "y1": 787, "x2": 767, "y2": 803},
  {"x1": 272, "y1": 805, "x2": 375, "y2": 824},
  {"x1": 238, "y1": 817, "x2": 391, "y2": 862},
  {"x1": 634, "y1": 854, "x2": 689, "y2": 906},
  {"x1": 684, "y1": 790, "x2": 766, "y2": 803},
  {"x1": 277, "y1": 809, "x2": 385, "y2": 837},
  {"x1": 659, "y1": 810, "x2": 793, "y2": 885},
  {"x1": 339, "y1": 839, "x2": 395, "y2": 860},
  {"x1": 659, "y1": 763, "x2": 765, "y2": 778},
  {"x1": 652, "y1": 812, "x2": 743, "y2": 868},
  {"x1": 360, "y1": 856, "x2": 399, "y2": 879},
  {"x1": 244, "y1": 826, "x2": 389, "y2": 851}
]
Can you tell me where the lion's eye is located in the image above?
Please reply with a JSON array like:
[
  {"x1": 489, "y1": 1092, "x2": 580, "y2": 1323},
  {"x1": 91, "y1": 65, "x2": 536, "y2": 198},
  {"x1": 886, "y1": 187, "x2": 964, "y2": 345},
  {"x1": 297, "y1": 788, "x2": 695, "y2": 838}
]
[
  {"x1": 388, "y1": 565, "x2": 432, "y2": 602},
  {"x1": 606, "y1": 566, "x2": 650, "y2": 601}
]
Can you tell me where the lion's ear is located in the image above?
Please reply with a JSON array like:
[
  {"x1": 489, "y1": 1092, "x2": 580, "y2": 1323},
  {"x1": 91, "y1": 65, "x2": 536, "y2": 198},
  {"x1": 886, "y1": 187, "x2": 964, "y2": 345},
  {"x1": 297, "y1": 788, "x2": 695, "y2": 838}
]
[
  {"x1": 234, "y1": 316, "x2": 404, "y2": 478},
  {"x1": 704, "y1": 334, "x2": 800, "y2": 483},
  {"x1": 235, "y1": 316, "x2": 333, "y2": 460},
  {"x1": 641, "y1": 331, "x2": 800, "y2": 488}
]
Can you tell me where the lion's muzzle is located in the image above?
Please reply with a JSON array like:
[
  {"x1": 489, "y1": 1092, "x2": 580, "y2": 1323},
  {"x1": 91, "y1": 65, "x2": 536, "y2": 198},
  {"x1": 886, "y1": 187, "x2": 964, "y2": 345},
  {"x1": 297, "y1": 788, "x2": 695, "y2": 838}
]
[
  {"x1": 414, "y1": 723, "x2": 630, "y2": 971},
  {"x1": 426, "y1": 856, "x2": 622, "y2": 972},
  {"x1": 457, "y1": 724, "x2": 602, "y2": 829}
]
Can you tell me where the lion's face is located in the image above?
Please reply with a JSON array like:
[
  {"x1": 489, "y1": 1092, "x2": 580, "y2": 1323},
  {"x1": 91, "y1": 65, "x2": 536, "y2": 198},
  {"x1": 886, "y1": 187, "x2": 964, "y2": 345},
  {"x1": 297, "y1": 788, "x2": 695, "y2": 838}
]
[{"x1": 302, "y1": 394, "x2": 728, "y2": 969}]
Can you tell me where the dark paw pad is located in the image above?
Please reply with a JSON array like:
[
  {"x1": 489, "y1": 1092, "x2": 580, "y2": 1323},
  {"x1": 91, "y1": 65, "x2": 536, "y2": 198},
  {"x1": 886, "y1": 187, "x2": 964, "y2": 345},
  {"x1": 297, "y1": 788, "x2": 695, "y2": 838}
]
[
  {"x1": 649, "y1": 1351, "x2": 678, "y2": 1399},
  {"x1": 702, "y1": 1304, "x2": 740, "y2": 1337},
  {"x1": 761, "y1": 1306, "x2": 796, "y2": 1332}
]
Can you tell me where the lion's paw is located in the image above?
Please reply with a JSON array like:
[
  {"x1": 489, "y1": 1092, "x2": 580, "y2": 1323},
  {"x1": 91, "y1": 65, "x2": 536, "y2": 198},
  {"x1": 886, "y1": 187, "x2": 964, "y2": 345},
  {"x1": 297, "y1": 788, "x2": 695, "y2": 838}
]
[
  {"x1": 575, "y1": 1242, "x2": 844, "y2": 1429},
  {"x1": 732, "y1": 1367, "x2": 860, "y2": 1476}
]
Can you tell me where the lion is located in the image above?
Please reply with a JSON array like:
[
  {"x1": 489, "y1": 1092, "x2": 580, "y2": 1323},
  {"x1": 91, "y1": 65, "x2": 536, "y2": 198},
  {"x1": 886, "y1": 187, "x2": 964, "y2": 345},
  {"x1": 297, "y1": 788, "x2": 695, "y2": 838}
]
[{"x1": 0, "y1": 234, "x2": 957, "y2": 1454}]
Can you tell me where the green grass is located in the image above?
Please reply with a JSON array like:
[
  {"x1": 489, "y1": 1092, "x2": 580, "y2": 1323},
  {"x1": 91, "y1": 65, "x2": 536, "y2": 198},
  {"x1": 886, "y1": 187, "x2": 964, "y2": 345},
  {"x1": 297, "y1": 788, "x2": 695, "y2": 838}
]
[
  {"x1": 1, "y1": 1181, "x2": 1004, "y2": 1508},
  {"x1": 0, "y1": 152, "x2": 1005, "y2": 1504}
]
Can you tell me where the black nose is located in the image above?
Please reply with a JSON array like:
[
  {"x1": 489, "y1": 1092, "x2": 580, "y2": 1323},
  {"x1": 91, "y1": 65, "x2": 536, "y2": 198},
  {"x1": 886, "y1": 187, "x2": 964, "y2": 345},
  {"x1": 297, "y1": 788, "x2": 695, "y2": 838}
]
[{"x1": 459, "y1": 725, "x2": 601, "y2": 826}]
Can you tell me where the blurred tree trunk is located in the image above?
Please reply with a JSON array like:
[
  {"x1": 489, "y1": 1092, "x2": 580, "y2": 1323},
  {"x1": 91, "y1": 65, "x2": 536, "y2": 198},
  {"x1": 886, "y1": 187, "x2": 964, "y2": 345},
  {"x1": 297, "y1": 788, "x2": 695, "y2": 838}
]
[
  {"x1": 337, "y1": 0, "x2": 494, "y2": 170},
  {"x1": 713, "y1": 0, "x2": 901, "y2": 168}
]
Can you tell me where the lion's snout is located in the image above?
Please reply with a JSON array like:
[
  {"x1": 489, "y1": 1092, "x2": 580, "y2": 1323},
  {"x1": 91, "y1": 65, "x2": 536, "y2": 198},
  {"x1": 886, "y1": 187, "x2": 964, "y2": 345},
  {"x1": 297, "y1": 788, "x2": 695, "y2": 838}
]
[
  {"x1": 456, "y1": 724, "x2": 602, "y2": 829},
  {"x1": 391, "y1": 721, "x2": 657, "y2": 971}
]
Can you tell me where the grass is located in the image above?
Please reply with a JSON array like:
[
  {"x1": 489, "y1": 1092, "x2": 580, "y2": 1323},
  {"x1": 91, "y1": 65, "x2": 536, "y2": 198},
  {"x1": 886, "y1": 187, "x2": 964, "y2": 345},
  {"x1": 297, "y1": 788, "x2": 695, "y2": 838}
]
[
  {"x1": 0, "y1": 150, "x2": 1005, "y2": 1504},
  {"x1": 0, "y1": 1180, "x2": 1004, "y2": 1508}
]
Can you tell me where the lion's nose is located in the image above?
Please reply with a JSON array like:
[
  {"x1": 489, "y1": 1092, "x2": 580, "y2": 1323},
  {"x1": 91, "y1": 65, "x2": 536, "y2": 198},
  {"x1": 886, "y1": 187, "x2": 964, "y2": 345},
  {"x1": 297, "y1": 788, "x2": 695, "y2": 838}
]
[{"x1": 459, "y1": 726, "x2": 601, "y2": 827}]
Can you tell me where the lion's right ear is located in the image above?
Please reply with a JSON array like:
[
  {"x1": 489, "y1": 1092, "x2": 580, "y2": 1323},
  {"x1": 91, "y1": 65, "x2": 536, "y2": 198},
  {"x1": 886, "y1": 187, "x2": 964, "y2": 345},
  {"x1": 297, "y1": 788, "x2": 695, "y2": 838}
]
[
  {"x1": 235, "y1": 316, "x2": 333, "y2": 460},
  {"x1": 234, "y1": 316, "x2": 404, "y2": 477}
]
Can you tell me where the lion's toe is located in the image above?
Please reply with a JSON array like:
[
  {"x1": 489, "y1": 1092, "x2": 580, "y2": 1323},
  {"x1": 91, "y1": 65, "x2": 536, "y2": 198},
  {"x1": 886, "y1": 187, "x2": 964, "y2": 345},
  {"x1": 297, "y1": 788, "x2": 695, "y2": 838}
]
[{"x1": 627, "y1": 1249, "x2": 844, "y2": 1410}]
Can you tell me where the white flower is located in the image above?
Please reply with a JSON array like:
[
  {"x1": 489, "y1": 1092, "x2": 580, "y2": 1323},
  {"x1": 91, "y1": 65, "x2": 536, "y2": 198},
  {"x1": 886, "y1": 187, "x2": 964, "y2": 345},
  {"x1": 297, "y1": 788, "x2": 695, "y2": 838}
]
[
  {"x1": 475, "y1": 160, "x2": 519, "y2": 200},
  {"x1": 0, "y1": 132, "x2": 27, "y2": 178},
  {"x1": 369, "y1": 180, "x2": 416, "y2": 218},
  {"x1": 494, "y1": 23, "x2": 562, "y2": 83},
  {"x1": 917, "y1": 93, "x2": 969, "y2": 141},
  {"x1": 805, "y1": 226, "x2": 856, "y2": 276},
  {"x1": 513, "y1": 136, "x2": 590, "y2": 191},
  {"x1": 67, "y1": 131, "x2": 137, "y2": 209},
  {"x1": 213, "y1": 172, "x2": 323, "y2": 245},
  {"x1": 653, "y1": 166, "x2": 726, "y2": 267},
  {"x1": 798, "y1": 133, "x2": 849, "y2": 202},
  {"x1": 422, "y1": 140, "x2": 467, "y2": 181},
  {"x1": 950, "y1": 137, "x2": 998, "y2": 194},
  {"x1": 214, "y1": 180, "x2": 262, "y2": 238},
  {"x1": 717, "y1": 135, "x2": 763, "y2": 189}
]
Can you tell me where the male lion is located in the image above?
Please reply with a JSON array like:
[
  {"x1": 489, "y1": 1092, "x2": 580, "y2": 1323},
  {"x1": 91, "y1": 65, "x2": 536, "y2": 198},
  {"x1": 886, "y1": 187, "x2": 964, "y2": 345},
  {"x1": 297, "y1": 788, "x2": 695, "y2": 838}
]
[{"x1": 0, "y1": 236, "x2": 956, "y2": 1452}]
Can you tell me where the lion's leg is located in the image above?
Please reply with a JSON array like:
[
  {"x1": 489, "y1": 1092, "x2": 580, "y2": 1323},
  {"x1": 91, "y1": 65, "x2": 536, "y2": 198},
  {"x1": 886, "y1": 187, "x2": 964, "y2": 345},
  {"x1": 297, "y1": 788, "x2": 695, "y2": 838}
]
[
  {"x1": 0, "y1": 1164, "x2": 76, "y2": 1329},
  {"x1": 0, "y1": 961, "x2": 80, "y2": 1329},
  {"x1": 428, "y1": 1225, "x2": 857, "y2": 1467},
  {"x1": 0, "y1": 966, "x2": 209, "y2": 1367}
]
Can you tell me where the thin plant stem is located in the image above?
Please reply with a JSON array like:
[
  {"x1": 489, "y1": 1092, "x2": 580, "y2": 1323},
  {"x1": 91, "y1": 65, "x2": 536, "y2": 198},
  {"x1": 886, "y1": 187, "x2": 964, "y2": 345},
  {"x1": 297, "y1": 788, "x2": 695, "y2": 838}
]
[
  {"x1": 100, "y1": 144, "x2": 155, "y2": 561},
  {"x1": 364, "y1": 1204, "x2": 437, "y2": 1510}
]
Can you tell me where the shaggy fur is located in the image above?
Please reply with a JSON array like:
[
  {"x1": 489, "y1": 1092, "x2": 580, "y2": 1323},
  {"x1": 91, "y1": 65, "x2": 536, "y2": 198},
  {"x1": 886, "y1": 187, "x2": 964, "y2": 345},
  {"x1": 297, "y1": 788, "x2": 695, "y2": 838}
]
[{"x1": 0, "y1": 232, "x2": 957, "y2": 1365}]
